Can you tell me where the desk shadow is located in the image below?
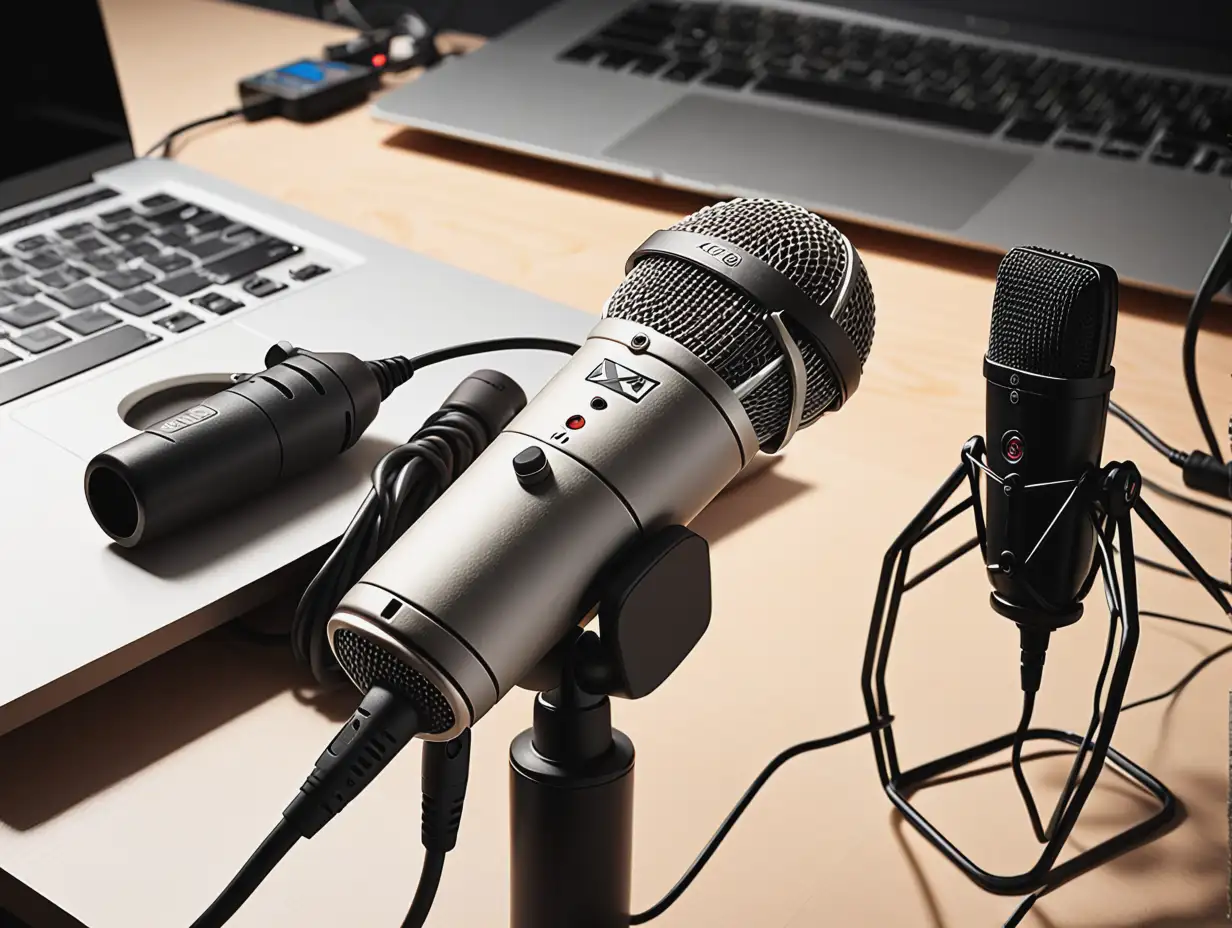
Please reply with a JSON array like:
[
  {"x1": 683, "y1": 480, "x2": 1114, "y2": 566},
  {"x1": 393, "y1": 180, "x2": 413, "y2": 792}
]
[
  {"x1": 110, "y1": 434, "x2": 400, "y2": 579},
  {"x1": 887, "y1": 749, "x2": 1226, "y2": 928},
  {"x1": 690, "y1": 456, "x2": 812, "y2": 544},
  {"x1": 0, "y1": 596, "x2": 357, "y2": 831},
  {"x1": 381, "y1": 128, "x2": 1208, "y2": 327}
]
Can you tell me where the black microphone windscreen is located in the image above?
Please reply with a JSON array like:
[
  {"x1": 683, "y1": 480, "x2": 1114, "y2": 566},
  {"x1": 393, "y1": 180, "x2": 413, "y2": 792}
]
[
  {"x1": 604, "y1": 199, "x2": 875, "y2": 443},
  {"x1": 987, "y1": 247, "x2": 1110, "y2": 379}
]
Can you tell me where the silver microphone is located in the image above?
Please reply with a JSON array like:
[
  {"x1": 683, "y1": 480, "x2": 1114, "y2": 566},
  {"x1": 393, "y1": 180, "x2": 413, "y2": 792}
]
[{"x1": 326, "y1": 198, "x2": 877, "y2": 740}]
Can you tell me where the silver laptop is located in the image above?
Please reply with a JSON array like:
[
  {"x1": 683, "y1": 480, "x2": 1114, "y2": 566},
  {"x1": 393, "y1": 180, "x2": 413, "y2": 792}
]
[
  {"x1": 0, "y1": 0, "x2": 590, "y2": 736},
  {"x1": 375, "y1": 0, "x2": 1232, "y2": 295}
]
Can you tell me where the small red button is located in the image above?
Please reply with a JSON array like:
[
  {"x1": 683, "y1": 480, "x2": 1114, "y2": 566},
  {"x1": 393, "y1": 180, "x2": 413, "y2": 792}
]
[{"x1": 566, "y1": 415, "x2": 586, "y2": 430}]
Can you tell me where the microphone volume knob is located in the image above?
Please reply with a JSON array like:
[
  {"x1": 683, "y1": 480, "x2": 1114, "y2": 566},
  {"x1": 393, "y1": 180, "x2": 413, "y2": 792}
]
[{"x1": 513, "y1": 446, "x2": 551, "y2": 488}]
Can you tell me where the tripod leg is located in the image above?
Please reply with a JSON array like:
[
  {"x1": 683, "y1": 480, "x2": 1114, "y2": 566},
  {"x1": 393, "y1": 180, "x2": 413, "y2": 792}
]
[{"x1": 1133, "y1": 496, "x2": 1232, "y2": 618}]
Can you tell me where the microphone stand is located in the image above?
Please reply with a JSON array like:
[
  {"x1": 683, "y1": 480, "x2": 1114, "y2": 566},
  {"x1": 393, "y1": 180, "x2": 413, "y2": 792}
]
[
  {"x1": 862, "y1": 436, "x2": 1231, "y2": 911},
  {"x1": 507, "y1": 525, "x2": 713, "y2": 928}
]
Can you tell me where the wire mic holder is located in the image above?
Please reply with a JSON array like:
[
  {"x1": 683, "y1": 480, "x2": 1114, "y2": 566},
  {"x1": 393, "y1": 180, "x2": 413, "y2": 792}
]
[{"x1": 862, "y1": 436, "x2": 1232, "y2": 922}]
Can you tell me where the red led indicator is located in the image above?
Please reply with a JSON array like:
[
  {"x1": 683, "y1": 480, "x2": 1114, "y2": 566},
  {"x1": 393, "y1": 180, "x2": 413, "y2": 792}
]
[
  {"x1": 371, "y1": 53, "x2": 388, "y2": 68},
  {"x1": 566, "y1": 415, "x2": 586, "y2": 430},
  {"x1": 1003, "y1": 433, "x2": 1024, "y2": 464}
]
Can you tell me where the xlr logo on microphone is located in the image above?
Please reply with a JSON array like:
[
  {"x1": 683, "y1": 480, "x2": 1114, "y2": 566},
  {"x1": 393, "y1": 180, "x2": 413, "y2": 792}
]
[
  {"x1": 586, "y1": 359, "x2": 660, "y2": 402},
  {"x1": 697, "y1": 241, "x2": 742, "y2": 267}
]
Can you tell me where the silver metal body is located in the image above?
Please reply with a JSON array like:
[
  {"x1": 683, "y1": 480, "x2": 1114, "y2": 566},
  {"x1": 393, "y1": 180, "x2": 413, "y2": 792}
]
[
  {"x1": 0, "y1": 157, "x2": 592, "y2": 737},
  {"x1": 329, "y1": 320, "x2": 758, "y2": 739},
  {"x1": 374, "y1": 0, "x2": 1232, "y2": 295}
]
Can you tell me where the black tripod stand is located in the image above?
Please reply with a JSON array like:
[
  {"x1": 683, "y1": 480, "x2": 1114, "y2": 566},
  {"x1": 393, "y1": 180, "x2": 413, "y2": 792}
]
[
  {"x1": 862, "y1": 437, "x2": 1232, "y2": 922},
  {"x1": 506, "y1": 525, "x2": 713, "y2": 928}
]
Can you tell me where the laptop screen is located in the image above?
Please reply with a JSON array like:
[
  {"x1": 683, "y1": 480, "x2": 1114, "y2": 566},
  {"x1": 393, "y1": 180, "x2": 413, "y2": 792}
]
[{"x1": 1, "y1": 0, "x2": 133, "y2": 215}]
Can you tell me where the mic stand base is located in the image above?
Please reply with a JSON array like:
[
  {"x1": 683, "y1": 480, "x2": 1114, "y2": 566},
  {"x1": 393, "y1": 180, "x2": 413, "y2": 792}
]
[{"x1": 861, "y1": 440, "x2": 1184, "y2": 903}]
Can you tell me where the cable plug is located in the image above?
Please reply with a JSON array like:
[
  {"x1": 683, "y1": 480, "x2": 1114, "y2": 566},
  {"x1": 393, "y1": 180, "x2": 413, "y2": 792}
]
[
  {"x1": 1182, "y1": 451, "x2": 1232, "y2": 500},
  {"x1": 283, "y1": 684, "x2": 423, "y2": 838},
  {"x1": 1018, "y1": 626, "x2": 1052, "y2": 694},
  {"x1": 421, "y1": 731, "x2": 471, "y2": 853}
]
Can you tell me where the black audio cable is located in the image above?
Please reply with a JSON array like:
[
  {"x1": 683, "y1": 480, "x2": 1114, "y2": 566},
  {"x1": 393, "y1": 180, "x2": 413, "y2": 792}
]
[{"x1": 291, "y1": 336, "x2": 578, "y2": 685}]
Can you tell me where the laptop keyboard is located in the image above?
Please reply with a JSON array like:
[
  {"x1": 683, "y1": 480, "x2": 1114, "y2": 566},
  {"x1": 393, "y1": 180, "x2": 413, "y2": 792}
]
[
  {"x1": 0, "y1": 189, "x2": 332, "y2": 407},
  {"x1": 562, "y1": 1, "x2": 1232, "y2": 174}
]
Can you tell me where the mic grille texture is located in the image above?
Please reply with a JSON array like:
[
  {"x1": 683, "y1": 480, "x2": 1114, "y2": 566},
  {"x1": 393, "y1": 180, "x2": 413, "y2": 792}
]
[
  {"x1": 333, "y1": 628, "x2": 456, "y2": 735},
  {"x1": 988, "y1": 247, "x2": 1104, "y2": 378},
  {"x1": 605, "y1": 198, "x2": 875, "y2": 442}
]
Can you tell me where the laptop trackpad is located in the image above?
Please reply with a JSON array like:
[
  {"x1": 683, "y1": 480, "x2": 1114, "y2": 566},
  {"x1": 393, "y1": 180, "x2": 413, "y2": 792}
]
[{"x1": 603, "y1": 95, "x2": 1031, "y2": 231}]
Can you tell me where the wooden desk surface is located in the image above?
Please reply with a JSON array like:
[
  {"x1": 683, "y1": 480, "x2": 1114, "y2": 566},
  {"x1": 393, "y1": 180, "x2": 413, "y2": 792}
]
[{"x1": 1, "y1": 1, "x2": 1229, "y2": 926}]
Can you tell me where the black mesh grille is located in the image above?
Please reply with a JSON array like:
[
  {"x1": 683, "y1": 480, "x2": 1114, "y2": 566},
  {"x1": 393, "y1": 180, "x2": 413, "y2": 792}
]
[
  {"x1": 333, "y1": 628, "x2": 456, "y2": 735},
  {"x1": 604, "y1": 198, "x2": 875, "y2": 443},
  {"x1": 987, "y1": 247, "x2": 1107, "y2": 378}
]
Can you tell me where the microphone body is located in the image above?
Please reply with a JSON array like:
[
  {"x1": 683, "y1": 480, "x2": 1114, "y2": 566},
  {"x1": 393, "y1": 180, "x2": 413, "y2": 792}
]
[
  {"x1": 982, "y1": 247, "x2": 1118, "y2": 621},
  {"x1": 330, "y1": 320, "x2": 758, "y2": 740},
  {"x1": 325, "y1": 198, "x2": 876, "y2": 741}
]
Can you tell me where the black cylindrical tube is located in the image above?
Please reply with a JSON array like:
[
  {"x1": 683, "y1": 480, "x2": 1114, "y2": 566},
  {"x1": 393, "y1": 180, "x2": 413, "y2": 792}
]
[
  {"x1": 509, "y1": 693, "x2": 634, "y2": 928},
  {"x1": 84, "y1": 350, "x2": 381, "y2": 548}
]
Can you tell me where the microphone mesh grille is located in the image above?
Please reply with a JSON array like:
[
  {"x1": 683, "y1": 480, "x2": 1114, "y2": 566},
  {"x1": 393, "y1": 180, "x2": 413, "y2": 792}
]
[
  {"x1": 987, "y1": 248, "x2": 1104, "y2": 378},
  {"x1": 333, "y1": 628, "x2": 456, "y2": 735},
  {"x1": 605, "y1": 199, "x2": 875, "y2": 442}
]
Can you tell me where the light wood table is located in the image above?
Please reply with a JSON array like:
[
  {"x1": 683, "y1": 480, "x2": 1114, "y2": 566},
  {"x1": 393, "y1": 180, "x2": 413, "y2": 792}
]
[{"x1": 1, "y1": 1, "x2": 1229, "y2": 926}]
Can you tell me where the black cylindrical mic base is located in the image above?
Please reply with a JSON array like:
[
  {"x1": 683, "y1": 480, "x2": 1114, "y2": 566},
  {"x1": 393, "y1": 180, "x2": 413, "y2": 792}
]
[{"x1": 509, "y1": 692, "x2": 635, "y2": 928}]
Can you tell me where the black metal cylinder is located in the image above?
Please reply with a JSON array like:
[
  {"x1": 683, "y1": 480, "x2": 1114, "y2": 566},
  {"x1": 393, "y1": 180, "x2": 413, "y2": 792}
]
[{"x1": 509, "y1": 692, "x2": 635, "y2": 928}]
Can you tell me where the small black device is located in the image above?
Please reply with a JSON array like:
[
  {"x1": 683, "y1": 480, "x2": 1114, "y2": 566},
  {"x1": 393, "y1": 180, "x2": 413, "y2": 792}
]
[{"x1": 238, "y1": 58, "x2": 379, "y2": 123}]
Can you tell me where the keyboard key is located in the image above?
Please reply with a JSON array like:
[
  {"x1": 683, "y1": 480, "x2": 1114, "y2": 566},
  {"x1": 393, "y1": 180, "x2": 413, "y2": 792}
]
[
  {"x1": 0, "y1": 300, "x2": 59, "y2": 329},
  {"x1": 56, "y1": 222, "x2": 95, "y2": 239},
  {"x1": 61, "y1": 307, "x2": 119, "y2": 336},
  {"x1": 190, "y1": 214, "x2": 231, "y2": 236},
  {"x1": 754, "y1": 74, "x2": 1005, "y2": 135},
  {"x1": 1099, "y1": 142, "x2": 1142, "y2": 160},
  {"x1": 140, "y1": 193, "x2": 178, "y2": 210},
  {"x1": 12, "y1": 326, "x2": 70, "y2": 354},
  {"x1": 222, "y1": 223, "x2": 259, "y2": 241},
  {"x1": 1003, "y1": 117, "x2": 1057, "y2": 143},
  {"x1": 191, "y1": 292, "x2": 244, "y2": 315},
  {"x1": 661, "y1": 61, "x2": 708, "y2": 83},
  {"x1": 0, "y1": 348, "x2": 17, "y2": 368},
  {"x1": 561, "y1": 42, "x2": 601, "y2": 64},
  {"x1": 124, "y1": 240, "x2": 161, "y2": 260},
  {"x1": 153, "y1": 227, "x2": 192, "y2": 248},
  {"x1": 1150, "y1": 138, "x2": 1196, "y2": 167},
  {"x1": 98, "y1": 267, "x2": 156, "y2": 291},
  {"x1": 1109, "y1": 124, "x2": 1154, "y2": 146},
  {"x1": 74, "y1": 235, "x2": 110, "y2": 254},
  {"x1": 48, "y1": 282, "x2": 110, "y2": 310},
  {"x1": 242, "y1": 276, "x2": 287, "y2": 298},
  {"x1": 35, "y1": 265, "x2": 88, "y2": 289},
  {"x1": 5, "y1": 280, "x2": 37, "y2": 298},
  {"x1": 82, "y1": 253, "x2": 126, "y2": 273},
  {"x1": 155, "y1": 310, "x2": 204, "y2": 333},
  {"x1": 156, "y1": 270, "x2": 212, "y2": 297},
  {"x1": 598, "y1": 49, "x2": 637, "y2": 69},
  {"x1": 630, "y1": 53, "x2": 670, "y2": 76},
  {"x1": 111, "y1": 289, "x2": 170, "y2": 317},
  {"x1": 14, "y1": 235, "x2": 51, "y2": 252},
  {"x1": 146, "y1": 251, "x2": 193, "y2": 275},
  {"x1": 1193, "y1": 150, "x2": 1218, "y2": 173},
  {"x1": 0, "y1": 324, "x2": 159, "y2": 406},
  {"x1": 0, "y1": 290, "x2": 15, "y2": 308},
  {"x1": 703, "y1": 67, "x2": 754, "y2": 89},
  {"x1": 98, "y1": 206, "x2": 136, "y2": 224},
  {"x1": 101, "y1": 222, "x2": 149, "y2": 245},
  {"x1": 1055, "y1": 137, "x2": 1093, "y2": 152},
  {"x1": 204, "y1": 238, "x2": 299, "y2": 283},
  {"x1": 23, "y1": 251, "x2": 63, "y2": 272},
  {"x1": 146, "y1": 202, "x2": 209, "y2": 226},
  {"x1": 0, "y1": 261, "x2": 25, "y2": 280},
  {"x1": 289, "y1": 263, "x2": 330, "y2": 282},
  {"x1": 182, "y1": 237, "x2": 236, "y2": 260}
]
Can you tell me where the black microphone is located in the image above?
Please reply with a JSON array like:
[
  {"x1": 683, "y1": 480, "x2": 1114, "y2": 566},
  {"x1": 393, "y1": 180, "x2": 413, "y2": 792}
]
[{"x1": 982, "y1": 246, "x2": 1118, "y2": 688}]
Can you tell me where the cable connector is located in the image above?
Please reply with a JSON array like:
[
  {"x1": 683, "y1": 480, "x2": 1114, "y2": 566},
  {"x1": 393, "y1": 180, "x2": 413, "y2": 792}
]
[
  {"x1": 283, "y1": 684, "x2": 423, "y2": 838},
  {"x1": 421, "y1": 731, "x2": 472, "y2": 853},
  {"x1": 1182, "y1": 451, "x2": 1232, "y2": 500},
  {"x1": 1018, "y1": 626, "x2": 1052, "y2": 694}
]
